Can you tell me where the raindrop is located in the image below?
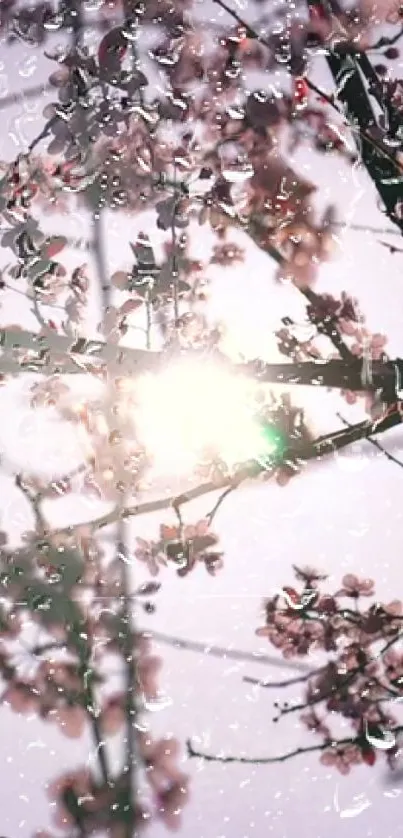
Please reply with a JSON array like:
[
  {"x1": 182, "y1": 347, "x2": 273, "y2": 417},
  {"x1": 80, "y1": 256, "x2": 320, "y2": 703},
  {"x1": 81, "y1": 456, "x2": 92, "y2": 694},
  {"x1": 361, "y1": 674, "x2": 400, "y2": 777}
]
[
  {"x1": 274, "y1": 42, "x2": 292, "y2": 65},
  {"x1": 144, "y1": 693, "x2": 173, "y2": 712},
  {"x1": 226, "y1": 104, "x2": 245, "y2": 120},
  {"x1": 150, "y1": 49, "x2": 180, "y2": 67},
  {"x1": 19, "y1": 55, "x2": 37, "y2": 78},
  {"x1": 43, "y1": 11, "x2": 66, "y2": 31},
  {"x1": 0, "y1": 75, "x2": 9, "y2": 97},
  {"x1": 122, "y1": 21, "x2": 139, "y2": 43},
  {"x1": 364, "y1": 720, "x2": 396, "y2": 750},
  {"x1": 222, "y1": 162, "x2": 254, "y2": 183},
  {"x1": 83, "y1": 0, "x2": 104, "y2": 10},
  {"x1": 225, "y1": 62, "x2": 242, "y2": 80},
  {"x1": 135, "y1": 152, "x2": 152, "y2": 173},
  {"x1": 334, "y1": 443, "x2": 368, "y2": 474}
]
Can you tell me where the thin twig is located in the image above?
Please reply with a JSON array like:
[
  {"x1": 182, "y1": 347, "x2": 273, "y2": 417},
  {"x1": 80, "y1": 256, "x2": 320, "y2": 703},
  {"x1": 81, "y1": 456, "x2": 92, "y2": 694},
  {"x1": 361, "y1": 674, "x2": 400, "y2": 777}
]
[
  {"x1": 212, "y1": 0, "x2": 403, "y2": 174},
  {"x1": 337, "y1": 412, "x2": 403, "y2": 469},
  {"x1": 116, "y1": 523, "x2": 137, "y2": 836},
  {"x1": 243, "y1": 669, "x2": 320, "y2": 688},
  {"x1": 30, "y1": 630, "x2": 312, "y2": 671},
  {"x1": 149, "y1": 630, "x2": 312, "y2": 671},
  {"x1": 368, "y1": 27, "x2": 403, "y2": 51},
  {"x1": 206, "y1": 484, "x2": 236, "y2": 525},
  {"x1": 186, "y1": 725, "x2": 403, "y2": 765}
]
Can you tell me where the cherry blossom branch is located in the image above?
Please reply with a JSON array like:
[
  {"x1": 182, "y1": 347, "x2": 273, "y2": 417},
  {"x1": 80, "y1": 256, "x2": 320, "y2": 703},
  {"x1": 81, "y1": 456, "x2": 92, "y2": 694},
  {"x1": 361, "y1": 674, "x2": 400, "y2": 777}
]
[
  {"x1": 308, "y1": 1, "x2": 403, "y2": 234},
  {"x1": 368, "y1": 27, "x2": 403, "y2": 51},
  {"x1": 116, "y1": 524, "x2": 138, "y2": 835},
  {"x1": 44, "y1": 405, "x2": 402, "y2": 539},
  {"x1": 277, "y1": 629, "x2": 403, "y2": 719},
  {"x1": 3, "y1": 323, "x2": 403, "y2": 399},
  {"x1": 186, "y1": 726, "x2": 403, "y2": 765},
  {"x1": 30, "y1": 630, "x2": 312, "y2": 671},
  {"x1": 212, "y1": 0, "x2": 402, "y2": 171},
  {"x1": 243, "y1": 670, "x2": 320, "y2": 688},
  {"x1": 301, "y1": 287, "x2": 353, "y2": 361},
  {"x1": 206, "y1": 484, "x2": 237, "y2": 526},
  {"x1": 246, "y1": 216, "x2": 353, "y2": 361},
  {"x1": 149, "y1": 630, "x2": 312, "y2": 670}
]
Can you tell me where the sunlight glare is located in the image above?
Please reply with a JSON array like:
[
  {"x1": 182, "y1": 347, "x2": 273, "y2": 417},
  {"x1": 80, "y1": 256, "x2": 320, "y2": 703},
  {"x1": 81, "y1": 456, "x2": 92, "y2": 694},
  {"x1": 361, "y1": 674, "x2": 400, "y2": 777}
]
[{"x1": 133, "y1": 360, "x2": 271, "y2": 477}]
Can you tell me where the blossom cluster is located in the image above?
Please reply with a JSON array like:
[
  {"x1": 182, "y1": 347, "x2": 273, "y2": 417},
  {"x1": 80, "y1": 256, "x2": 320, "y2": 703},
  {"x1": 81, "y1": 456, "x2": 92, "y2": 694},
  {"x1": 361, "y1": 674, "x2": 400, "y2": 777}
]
[{"x1": 257, "y1": 566, "x2": 403, "y2": 773}]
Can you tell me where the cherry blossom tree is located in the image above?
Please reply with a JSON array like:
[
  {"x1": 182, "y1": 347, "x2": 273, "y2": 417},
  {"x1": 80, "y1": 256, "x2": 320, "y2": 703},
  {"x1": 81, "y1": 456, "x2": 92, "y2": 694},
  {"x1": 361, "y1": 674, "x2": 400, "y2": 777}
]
[{"x1": 0, "y1": 0, "x2": 403, "y2": 834}]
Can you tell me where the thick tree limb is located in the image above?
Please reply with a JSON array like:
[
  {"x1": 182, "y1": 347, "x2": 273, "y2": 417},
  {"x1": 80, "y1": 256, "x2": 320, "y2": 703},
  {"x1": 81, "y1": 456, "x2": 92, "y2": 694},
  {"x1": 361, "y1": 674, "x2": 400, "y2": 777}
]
[
  {"x1": 48, "y1": 407, "x2": 402, "y2": 536},
  {"x1": 2, "y1": 323, "x2": 403, "y2": 399}
]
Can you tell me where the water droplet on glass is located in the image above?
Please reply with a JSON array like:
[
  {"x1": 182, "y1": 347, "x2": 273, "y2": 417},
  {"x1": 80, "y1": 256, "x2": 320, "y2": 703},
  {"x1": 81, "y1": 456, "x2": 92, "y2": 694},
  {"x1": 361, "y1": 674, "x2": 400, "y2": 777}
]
[
  {"x1": 43, "y1": 12, "x2": 66, "y2": 31},
  {"x1": 334, "y1": 443, "x2": 367, "y2": 473},
  {"x1": 275, "y1": 42, "x2": 292, "y2": 65},
  {"x1": 226, "y1": 104, "x2": 245, "y2": 120},
  {"x1": 19, "y1": 55, "x2": 37, "y2": 78},
  {"x1": 83, "y1": 0, "x2": 104, "y2": 10},
  {"x1": 150, "y1": 49, "x2": 180, "y2": 67},
  {"x1": 222, "y1": 163, "x2": 254, "y2": 183},
  {"x1": 334, "y1": 787, "x2": 372, "y2": 818},
  {"x1": 0, "y1": 75, "x2": 8, "y2": 97},
  {"x1": 364, "y1": 720, "x2": 396, "y2": 750},
  {"x1": 144, "y1": 693, "x2": 173, "y2": 712},
  {"x1": 225, "y1": 62, "x2": 241, "y2": 80}
]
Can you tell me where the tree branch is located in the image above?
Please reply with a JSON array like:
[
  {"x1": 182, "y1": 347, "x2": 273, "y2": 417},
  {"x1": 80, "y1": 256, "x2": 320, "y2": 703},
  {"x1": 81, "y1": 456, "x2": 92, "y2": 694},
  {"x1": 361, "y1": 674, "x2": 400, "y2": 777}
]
[
  {"x1": 337, "y1": 412, "x2": 403, "y2": 469},
  {"x1": 47, "y1": 407, "x2": 402, "y2": 538},
  {"x1": 186, "y1": 725, "x2": 403, "y2": 765},
  {"x1": 2, "y1": 322, "x2": 403, "y2": 399}
]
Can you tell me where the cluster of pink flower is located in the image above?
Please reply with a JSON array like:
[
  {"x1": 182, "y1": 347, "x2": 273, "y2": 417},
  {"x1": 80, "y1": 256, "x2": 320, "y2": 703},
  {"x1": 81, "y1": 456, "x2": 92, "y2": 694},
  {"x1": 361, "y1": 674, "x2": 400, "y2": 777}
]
[
  {"x1": 32, "y1": 632, "x2": 189, "y2": 837},
  {"x1": 37, "y1": 730, "x2": 189, "y2": 836},
  {"x1": 257, "y1": 566, "x2": 403, "y2": 773},
  {"x1": 0, "y1": 487, "x2": 191, "y2": 836},
  {"x1": 277, "y1": 290, "x2": 389, "y2": 415},
  {"x1": 135, "y1": 519, "x2": 224, "y2": 578}
]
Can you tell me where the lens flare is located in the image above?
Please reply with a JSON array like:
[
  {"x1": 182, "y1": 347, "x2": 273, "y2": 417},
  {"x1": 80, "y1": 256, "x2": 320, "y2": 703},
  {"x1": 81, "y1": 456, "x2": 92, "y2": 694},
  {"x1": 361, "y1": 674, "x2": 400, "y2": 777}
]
[{"x1": 133, "y1": 359, "x2": 275, "y2": 477}]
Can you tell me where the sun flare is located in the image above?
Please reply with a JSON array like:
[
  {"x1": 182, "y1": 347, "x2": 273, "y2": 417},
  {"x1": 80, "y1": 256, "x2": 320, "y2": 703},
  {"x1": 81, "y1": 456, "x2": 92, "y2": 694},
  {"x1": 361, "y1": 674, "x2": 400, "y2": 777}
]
[{"x1": 132, "y1": 359, "x2": 273, "y2": 477}]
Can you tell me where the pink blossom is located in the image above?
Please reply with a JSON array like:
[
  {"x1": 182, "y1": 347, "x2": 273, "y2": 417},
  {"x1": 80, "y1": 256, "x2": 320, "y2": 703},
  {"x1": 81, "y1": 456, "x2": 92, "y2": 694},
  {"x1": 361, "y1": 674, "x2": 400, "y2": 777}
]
[
  {"x1": 320, "y1": 744, "x2": 362, "y2": 774},
  {"x1": 383, "y1": 599, "x2": 403, "y2": 617},
  {"x1": 338, "y1": 574, "x2": 375, "y2": 597},
  {"x1": 211, "y1": 242, "x2": 245, "y2": 266},
  {"x1": 257, "y1": 613, "x2": 323, "y2": 658},
  {"x1": 383, "y1": 649, "x2": 403, "y2": 684},
  {"x1": 156, "y1": 774, "x2": 190, "y2": 832},
  {"x1": 135, "y1": 537, "x2": 167, "y2": 576},
  {"x1": 300, "y1": 709, "x2": 331, "y2": 738}
]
